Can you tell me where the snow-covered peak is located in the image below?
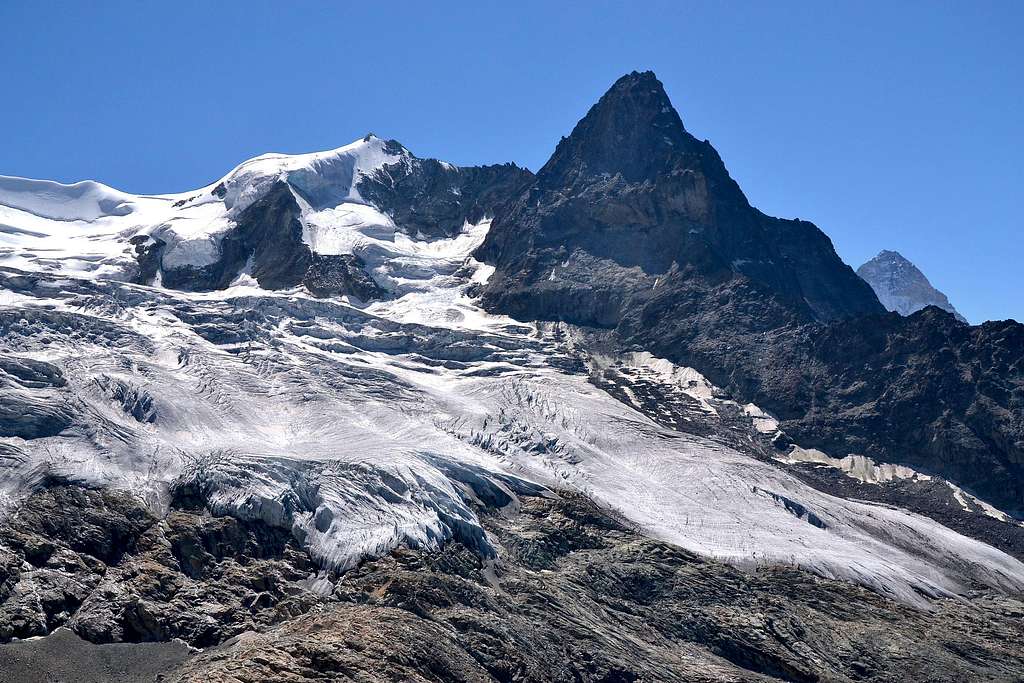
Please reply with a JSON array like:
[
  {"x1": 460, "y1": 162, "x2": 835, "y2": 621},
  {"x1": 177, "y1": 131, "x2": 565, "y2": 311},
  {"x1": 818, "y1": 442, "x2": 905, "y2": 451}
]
[
  {"x1": 857, "y1": 250, "x2": 966, "y2": 323},
  {"x1": 0, "y1": 135, "x2": 415, "y2": 281},
  {"x1": 212, "y1": 134, "x2": 407, "y2": 215}
]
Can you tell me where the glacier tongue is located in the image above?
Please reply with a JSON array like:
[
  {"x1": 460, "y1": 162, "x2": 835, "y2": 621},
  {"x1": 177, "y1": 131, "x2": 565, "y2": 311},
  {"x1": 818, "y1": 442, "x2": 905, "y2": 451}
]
[{"x1": 2, "y1": 248, "x2": 1024, "y2": 609}]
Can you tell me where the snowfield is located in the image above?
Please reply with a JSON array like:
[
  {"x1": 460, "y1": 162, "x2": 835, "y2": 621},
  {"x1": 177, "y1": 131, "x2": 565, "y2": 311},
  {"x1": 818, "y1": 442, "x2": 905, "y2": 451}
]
[{"x1": 2, "y1": 142, "x2": 1024, "y2": 609}]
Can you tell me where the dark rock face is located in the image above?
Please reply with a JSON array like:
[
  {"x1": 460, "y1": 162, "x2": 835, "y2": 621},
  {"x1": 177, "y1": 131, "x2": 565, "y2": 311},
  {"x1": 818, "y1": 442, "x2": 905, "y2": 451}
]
[
  {"x1": 475, "y1": 71, "x2": 1024, "y2": 515},
  {"x1": 161, "y1": 181, "x2": 309, "y2": 292},
  {"x1": 127, "y1": 233, "x2": 165, "y2": 285},
  {"x1": 0, "y1": 485, "x2": 327, "y2": 647},
  {"x1": 477, "y1": 70, "x2": 884, "y2": 328},
  {"x1": 160, "y1": 183, "x2": 387, "y2": 301},
  {"x1": 633, "y1": 299, "x2": 1024, "y2": 515},
  {"x1": 303, "y1": 253, "x2": 386, "y2": 300},
  {"x1": 858, "y1": 249, "x2": 967, "y2": 322},
  {"x1": 358, "y1": 142, "x2": 534, "y2": 239},
  {"x1": 171, "y1": 495, "x2": 1024, "y2": 683}
]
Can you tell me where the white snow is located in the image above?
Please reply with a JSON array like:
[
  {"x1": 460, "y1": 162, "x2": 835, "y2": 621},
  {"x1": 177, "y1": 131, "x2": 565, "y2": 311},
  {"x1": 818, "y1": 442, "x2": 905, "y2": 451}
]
[
  {"x1": 0, "y1": 175, "x2": 137, "y2": 222},
  {"x1": 217, "y1": 134, "x2": 403, "y2": 214},
  {"x1": 783, "y1": 446, "x2": 926, "y2": 484},
  {"x1": 0, "y1": 135, "x2": 405, "y2": 278}
]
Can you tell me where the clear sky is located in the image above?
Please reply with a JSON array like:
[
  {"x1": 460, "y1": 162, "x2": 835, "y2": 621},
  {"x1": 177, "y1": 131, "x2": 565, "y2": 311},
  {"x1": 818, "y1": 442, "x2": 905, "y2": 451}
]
[{"x1": 1, "y1": 1, "x2": 1020, "y2": 323}]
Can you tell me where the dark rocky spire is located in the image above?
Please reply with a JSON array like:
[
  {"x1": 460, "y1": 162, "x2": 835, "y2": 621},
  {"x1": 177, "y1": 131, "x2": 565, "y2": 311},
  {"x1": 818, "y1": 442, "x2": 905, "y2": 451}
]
[{"x1": 538, "y1": 71, "x2": 697, "y2": 185}]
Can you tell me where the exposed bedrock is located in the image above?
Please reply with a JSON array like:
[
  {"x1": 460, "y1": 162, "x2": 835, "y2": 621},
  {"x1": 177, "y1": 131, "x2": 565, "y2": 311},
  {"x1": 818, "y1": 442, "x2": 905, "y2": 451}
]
[
  {"x1": 7, "y1": 488, "x2": 1020, "y2": 682},
  {"x1": 0, "y1": 485, "x2": 326, "y2": 647},
  {"x1": 357, "y1": 142, "x2": 534, "y2": 239},
  {"x1": 156, "y1": 180, "x2": 390, "y2": 300}
]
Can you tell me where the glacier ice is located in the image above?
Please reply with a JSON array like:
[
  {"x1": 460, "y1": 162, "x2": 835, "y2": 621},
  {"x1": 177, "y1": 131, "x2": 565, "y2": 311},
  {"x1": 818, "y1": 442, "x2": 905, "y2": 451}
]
[{"x1": 2, "y1": 142, "x2": 1024, "y2": 609}]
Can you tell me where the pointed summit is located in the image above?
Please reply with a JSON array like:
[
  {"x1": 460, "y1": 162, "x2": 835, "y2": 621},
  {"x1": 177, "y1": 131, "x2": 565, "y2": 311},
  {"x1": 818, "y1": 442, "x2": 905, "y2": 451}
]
[
  {"x1": 539, "y1": 70, "x2": 696, "y2": 184},
  {"x1": 857, "y1": 250, "x2": 966, "y2": 322}
]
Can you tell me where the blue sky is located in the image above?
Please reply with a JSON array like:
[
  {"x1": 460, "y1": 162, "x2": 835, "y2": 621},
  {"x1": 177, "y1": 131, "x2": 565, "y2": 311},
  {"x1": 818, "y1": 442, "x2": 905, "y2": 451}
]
[{"x1": 1, "y1": 1, "x2": 1020, "y2": 323}]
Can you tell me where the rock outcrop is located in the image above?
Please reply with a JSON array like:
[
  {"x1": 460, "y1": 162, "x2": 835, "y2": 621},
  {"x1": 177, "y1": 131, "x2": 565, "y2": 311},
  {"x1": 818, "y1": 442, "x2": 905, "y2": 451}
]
[
  {"x1": 0, "y1": 486, "x2": 328, "y2": 647},
  {"x1": 5, "y1": 487, "x2": 1024, "y2": 682},
  {"x1": 358, "y1": 142, "x2": 534, "y2": 239}
]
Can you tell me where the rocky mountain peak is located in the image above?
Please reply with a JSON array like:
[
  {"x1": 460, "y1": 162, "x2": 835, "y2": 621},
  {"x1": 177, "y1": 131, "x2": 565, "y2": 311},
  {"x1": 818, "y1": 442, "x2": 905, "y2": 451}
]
[
  {"x1": 478, "y1": 70, "x2": 883, "y2": 326},
  {"x1": 538, "y1": 70, "x2": 696, "y2": 185},
  {"x1": 857, "y1": 250, "x2": 966, "y2": 322}
]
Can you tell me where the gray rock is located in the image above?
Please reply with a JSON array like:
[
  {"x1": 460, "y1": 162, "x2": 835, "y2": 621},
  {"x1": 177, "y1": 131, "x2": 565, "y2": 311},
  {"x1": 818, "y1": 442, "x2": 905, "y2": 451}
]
[
  {"x1": 172, "y1": 494, "x2": 1024, "y2": 682},
  {"x1": 0, "y1": 627, "x2": 190, "y2": 683}
]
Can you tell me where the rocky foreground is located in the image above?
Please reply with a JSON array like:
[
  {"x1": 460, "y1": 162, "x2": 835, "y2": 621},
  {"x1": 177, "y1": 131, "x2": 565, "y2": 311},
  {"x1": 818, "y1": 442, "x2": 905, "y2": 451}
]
[{"x1": 1, "y1": 486, "x2": 1023, "y2": 682}]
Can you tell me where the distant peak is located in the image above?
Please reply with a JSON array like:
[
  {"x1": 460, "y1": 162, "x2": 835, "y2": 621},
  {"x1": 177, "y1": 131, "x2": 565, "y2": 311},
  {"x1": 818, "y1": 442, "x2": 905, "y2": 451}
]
[{"x1": 858, "y1": 250, "x2": 966, "y2": 323}]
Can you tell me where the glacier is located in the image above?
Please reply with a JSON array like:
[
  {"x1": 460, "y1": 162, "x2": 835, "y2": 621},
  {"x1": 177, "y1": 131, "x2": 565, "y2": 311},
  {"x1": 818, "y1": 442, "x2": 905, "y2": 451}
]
[{"x1": 1, "y1": 140, "x2": 1024, "y2": 610}]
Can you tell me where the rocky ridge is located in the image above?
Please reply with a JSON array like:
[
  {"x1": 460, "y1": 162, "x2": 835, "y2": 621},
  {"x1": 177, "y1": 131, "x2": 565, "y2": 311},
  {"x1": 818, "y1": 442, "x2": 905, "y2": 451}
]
[{"x1": 3, "y1": 487, "x2": 1024, "y2": 682}]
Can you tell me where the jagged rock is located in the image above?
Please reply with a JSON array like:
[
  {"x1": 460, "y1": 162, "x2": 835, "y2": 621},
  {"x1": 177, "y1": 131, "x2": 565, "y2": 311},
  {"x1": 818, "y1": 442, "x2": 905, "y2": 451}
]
[
  {"x1": 127, "y1": 233, "x2": 166, "y2": 285},
  {"x1": 170, "y1": 495, "x2": 1024, "y2": 682},
  {"x1": 0, "y1": 486, "x2": 329, "y2": 648},
  {"x1": 303, "y1": 253, "x2": 387, "y2": 300},
  {"x1": 358, "y1": 143, "x2": 534, "y2": 239},
  {"x1": 635, "y1": 303, "x2": 1024, "y2": 514},
  {"x1": 477, "y1": 70, "x2": 883, "y2": 327},
  {"x1": 3, "y1": 486, "x2": 1024, "y2": 681}
]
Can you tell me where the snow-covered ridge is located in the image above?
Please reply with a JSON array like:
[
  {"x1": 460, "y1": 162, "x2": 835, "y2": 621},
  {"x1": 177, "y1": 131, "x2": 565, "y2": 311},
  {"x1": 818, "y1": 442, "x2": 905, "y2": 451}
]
[
  {"x1": 0, "y1": 135, "x2": 409, "y2": 281},
  {"x1": 212, "y1": 134, "x2": 404, "y2": 214}
]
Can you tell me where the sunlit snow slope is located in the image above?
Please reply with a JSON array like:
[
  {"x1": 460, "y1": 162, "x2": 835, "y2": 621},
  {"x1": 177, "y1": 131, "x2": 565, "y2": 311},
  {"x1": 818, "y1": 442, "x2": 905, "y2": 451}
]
[{"x1": 2, "y1": 142, "x2": 1024, "y2": 608}]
